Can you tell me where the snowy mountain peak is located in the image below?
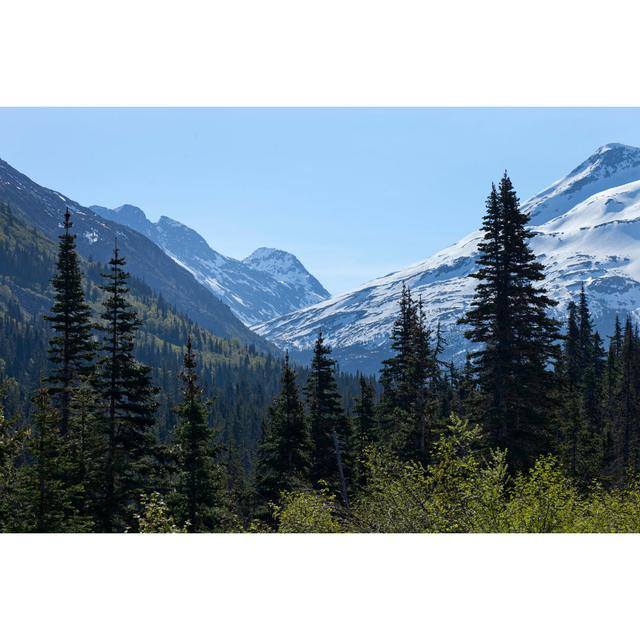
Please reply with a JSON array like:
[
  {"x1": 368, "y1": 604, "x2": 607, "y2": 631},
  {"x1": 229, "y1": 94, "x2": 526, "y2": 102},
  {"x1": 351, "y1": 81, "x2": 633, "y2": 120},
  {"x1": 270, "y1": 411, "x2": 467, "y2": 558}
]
[
  {"x1": 575, "y1": 143, "x2": 640, "y2": 178},
  {"x1": 524, "y1": 143, "x2": 640, "y2": 225},
  {"x1": 114, "y1": 203, "x2": 147, "y2": 221},
  {"x1": 592, "y1": 141, "x2": 639, "y2": 159},
  {"x1": 90, "y1": 203, "x2": 154, "y2": 237},
  {"x1": 245, "y1": 246, "x2": 308, "y2": 279},
  {"x1": 246, "y1": 246, "x2": 290, "y2": 261},
  {"x1": 243, "y1": 247, "x2": 330, "y2": 299}
]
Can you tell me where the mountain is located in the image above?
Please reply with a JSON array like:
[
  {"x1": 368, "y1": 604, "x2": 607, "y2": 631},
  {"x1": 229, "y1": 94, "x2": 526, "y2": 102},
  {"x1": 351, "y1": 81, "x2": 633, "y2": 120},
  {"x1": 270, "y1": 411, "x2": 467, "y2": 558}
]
[
  {"x1": 242, "y1": 247, "x2": 329, "y2": 305},
  {"x1": 253, "y1": 143, "x2": 640, "y2": 373},
  {"x1": 90, "y1": 205, "x2": 330, "y2": 326},
  {"x1": 0, "y1": 158, "x2": 271, "y2": 350}
]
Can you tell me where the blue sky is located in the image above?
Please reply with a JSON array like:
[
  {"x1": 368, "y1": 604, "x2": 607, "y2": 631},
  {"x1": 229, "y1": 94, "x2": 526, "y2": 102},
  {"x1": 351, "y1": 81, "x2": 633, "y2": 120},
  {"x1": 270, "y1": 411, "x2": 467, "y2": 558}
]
[{"x1": 1, "y1": 107, "x2": 640, "y2": 294}]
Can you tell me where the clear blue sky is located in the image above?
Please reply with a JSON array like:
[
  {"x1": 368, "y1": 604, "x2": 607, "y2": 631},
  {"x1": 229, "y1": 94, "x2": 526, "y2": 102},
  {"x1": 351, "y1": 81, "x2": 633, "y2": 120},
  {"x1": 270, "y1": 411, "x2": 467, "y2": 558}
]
[{"x1": 1, "y1": 108, "x2": 640, "y2": 294}]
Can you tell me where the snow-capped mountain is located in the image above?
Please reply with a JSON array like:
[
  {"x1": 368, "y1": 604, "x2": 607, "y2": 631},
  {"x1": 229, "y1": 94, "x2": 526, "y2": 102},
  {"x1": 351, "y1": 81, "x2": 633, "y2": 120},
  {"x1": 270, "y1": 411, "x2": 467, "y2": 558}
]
[
  {"x1": 90, "y1": 205, "x2": 330, "y2": 325},
  {"x1": 243, "y1": 247, "x2": 329, "y2": 308},
  {"x1": 253, "y1": 143, "x2": 640, "y2": 373}
]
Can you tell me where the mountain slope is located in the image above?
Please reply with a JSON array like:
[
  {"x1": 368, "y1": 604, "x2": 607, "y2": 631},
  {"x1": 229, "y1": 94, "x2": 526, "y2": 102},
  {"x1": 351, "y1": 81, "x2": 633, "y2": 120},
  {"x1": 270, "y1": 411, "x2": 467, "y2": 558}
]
[
  {"x1": 0, "y1": 158, "x2": 271, "y2": 350},
  {"x1": 254, "y1": 143, "x2": 640, "y2": 373},
  {"x1": 90, "y1": 205, "x2": 330, "y2": 325},
  {"x1": 0, "y1": 204, "x2": 283, "y2": 463}
]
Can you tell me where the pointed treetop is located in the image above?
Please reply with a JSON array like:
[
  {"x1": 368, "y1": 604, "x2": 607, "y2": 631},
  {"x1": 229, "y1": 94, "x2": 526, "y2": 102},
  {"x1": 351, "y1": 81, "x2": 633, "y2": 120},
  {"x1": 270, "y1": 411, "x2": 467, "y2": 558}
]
[{"x1": 63, "y1": 207, "x2": 72, "y2": 232}]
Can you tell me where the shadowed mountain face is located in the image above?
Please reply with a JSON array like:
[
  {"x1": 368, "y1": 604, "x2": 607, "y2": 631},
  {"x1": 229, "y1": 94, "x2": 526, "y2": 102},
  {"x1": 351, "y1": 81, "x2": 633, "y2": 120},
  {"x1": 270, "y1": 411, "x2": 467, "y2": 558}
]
[
  {"x1": 0, "y1": 158, "x2": 273, "y2": 352},
  {"x1": 254, "y1": 144, "x2": 640, "y2": 374},
  {"x1": 90, "y1": 205, "x2": 330, "y2": 326}
]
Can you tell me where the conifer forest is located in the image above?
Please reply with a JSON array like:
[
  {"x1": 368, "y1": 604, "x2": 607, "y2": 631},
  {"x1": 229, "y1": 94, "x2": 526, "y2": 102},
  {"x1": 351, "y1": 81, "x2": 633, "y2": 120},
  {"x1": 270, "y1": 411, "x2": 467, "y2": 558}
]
[{"x1": 4, "y1": 173, "x2": 640, "y2": 534}]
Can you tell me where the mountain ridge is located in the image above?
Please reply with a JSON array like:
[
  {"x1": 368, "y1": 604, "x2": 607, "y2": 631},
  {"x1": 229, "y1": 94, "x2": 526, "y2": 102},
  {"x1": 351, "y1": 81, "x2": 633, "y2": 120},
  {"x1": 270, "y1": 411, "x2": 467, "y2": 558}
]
[
  {"x1": 0, "y1": 157, "x2": 271, "y2": 351},
  {"x1": 90, "y1": 204, "x2": 330, "y2": 325}
]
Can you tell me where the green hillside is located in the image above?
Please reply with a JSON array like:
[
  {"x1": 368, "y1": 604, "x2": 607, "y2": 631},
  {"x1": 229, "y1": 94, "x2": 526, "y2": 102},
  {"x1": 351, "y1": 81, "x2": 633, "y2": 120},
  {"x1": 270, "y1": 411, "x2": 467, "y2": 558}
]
[{"x1": 0, "y1": 204, "x2": 282, "y2": 469}]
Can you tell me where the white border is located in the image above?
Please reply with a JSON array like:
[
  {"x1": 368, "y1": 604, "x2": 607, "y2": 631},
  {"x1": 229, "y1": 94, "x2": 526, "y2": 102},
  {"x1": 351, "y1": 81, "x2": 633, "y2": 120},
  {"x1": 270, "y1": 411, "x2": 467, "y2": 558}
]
[
  {"x1": 2, "y1": 2, "x2": 640, "y2": 638},
  {"x1": 2, "y1": 0, "x2": 640, "y2": 106},
  {"x1": 1, "y1": 533, "x2": 638, "y2": 639}
]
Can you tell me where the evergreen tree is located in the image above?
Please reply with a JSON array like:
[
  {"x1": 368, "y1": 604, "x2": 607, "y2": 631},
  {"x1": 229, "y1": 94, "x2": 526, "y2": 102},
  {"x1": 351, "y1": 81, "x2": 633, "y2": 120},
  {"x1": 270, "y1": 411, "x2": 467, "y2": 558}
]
[
  {"x1": 580, "y1": 330, "x2": 607, "y2": 479},
  {"x1": 564, "y1": 301, "x2": 581, "y2": 386},
  {"x1": 93, "y1": 243, "x2": 158, "y2": 532},
  {"x1": 25, "y1": 388, "x2": 89, "y2": 532},
  {"x1": 174, "y1": 336, "x2": 226, "y2": 532},
  {"x1": 577, "y1": 284, "x2": 594, "y2": 369},
  {"x1": 68, "y1": 379, "x2": 102, "y2": 517},
  {"x1": 557, "y1": 301, "x2": 584, "y2": 476},
  {"x1": 603, "y1": 316, "x2": 624, "y2": 476},
  {"x1": 255, "y1": 353, "x2": 312, "y2": 518},
  {"x1": 305, "y1": 332, "x2": 349, "y2": 506},
  {"x1": 352, "y1": 374, "x2": 376, "y2": 489},
  {"x1": 379, "y1": 285, "x2": 437, "y2": 459},
  {"x1": 45, "y1": 208, "x2": 95, "y2": 436},
  {"x1": 459, "y1": 174, "x2": 561, "y2": 469},
  {"x1": 609, "y1": 318, "x2": 640, "y2": 481}
]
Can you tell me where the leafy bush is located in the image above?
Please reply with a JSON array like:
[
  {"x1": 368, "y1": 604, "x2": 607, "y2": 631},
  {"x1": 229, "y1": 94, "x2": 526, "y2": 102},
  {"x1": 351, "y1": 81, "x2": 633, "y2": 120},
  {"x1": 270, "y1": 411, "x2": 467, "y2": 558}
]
[
  {"x1": 273, "y1": 414, "x2": 640, "y2": 533},
  {"x1": 275, "y1": 486, "x2": 343, "y2": 533}
]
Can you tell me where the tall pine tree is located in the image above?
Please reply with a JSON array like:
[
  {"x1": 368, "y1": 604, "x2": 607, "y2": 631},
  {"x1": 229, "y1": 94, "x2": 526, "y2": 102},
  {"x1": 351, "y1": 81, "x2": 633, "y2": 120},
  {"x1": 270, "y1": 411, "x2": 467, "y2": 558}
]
[
  {"x1": 351, "y1": 374, "x2": 376, "y2": 489},
  {"x1": 25, "y1": 388, "x2": 90, "y2": 532},
  {"x1": 459, "y1": 174, "x2": 561, "y2": 469},
  {"x1": 379, "y1": 285, "x2": 437, "y2": 459},
  {"x1": 305, "y1": 332, "x2": 349, "y2": 506},
  {"x1": 174, "y1": 336, "x2": 226, "y2": 532},
  {"x1": 93, "y1": 243, "x2": 158, "y2": 532},
  {"x1": 255, "y1": 352, "x2": 312, "y2": 519},
  {"x1": 45, "y1": 208, "x2": 95, "y2": 436}
]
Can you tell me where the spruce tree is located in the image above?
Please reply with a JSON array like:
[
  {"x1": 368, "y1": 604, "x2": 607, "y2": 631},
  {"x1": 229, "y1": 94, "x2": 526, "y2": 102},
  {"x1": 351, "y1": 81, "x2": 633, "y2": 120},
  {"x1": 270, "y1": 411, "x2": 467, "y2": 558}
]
[
  {"x1": 602, "y1": 317, "x2": 621, "y2": 478},
  {"x1": 352, "y1": 374, "x2": 376, "y2": 489},
  {"x1": 25, "y1": 388, "x2": 90, "y2": 532},
  {"x1": 609, "y1": 318, "x2": 640, "y2": 481},
  {"x1": 576, "y1": 290, "x2": 606, "y2": 481},
  {"x1": 459, "y1": 174, "x2": 561, "y2": 469},
  {"x1": 379, "y1": 285, "x2": 436, "y2": 459},
  {"x1": 255, "y1": 352, "x2": 312, "y2": 518},
  {"x1": 68, "y1": 379, "x2": 102, "y2": 516},
  {"x1": 45, "y1": 208, "x2": 95, "y2": 436},
  {"x1": 577, "y1": 284, "x2": 594, "y2": 370},
  {"x1": 93, "y1": 243, "x2": 158, "y2": 532},
  {"x1": 174, "y1": 336, "x2": 226, "y2": 532},
  {"x1": 557, "y1": 301, "x2": 584, "y2": 476},
  {"x1": 581, "y1": 330, "x2": 607, "y2": 479},
  {"x1": 305, "y1": 332, "x2": 349, "y2": 505}
]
